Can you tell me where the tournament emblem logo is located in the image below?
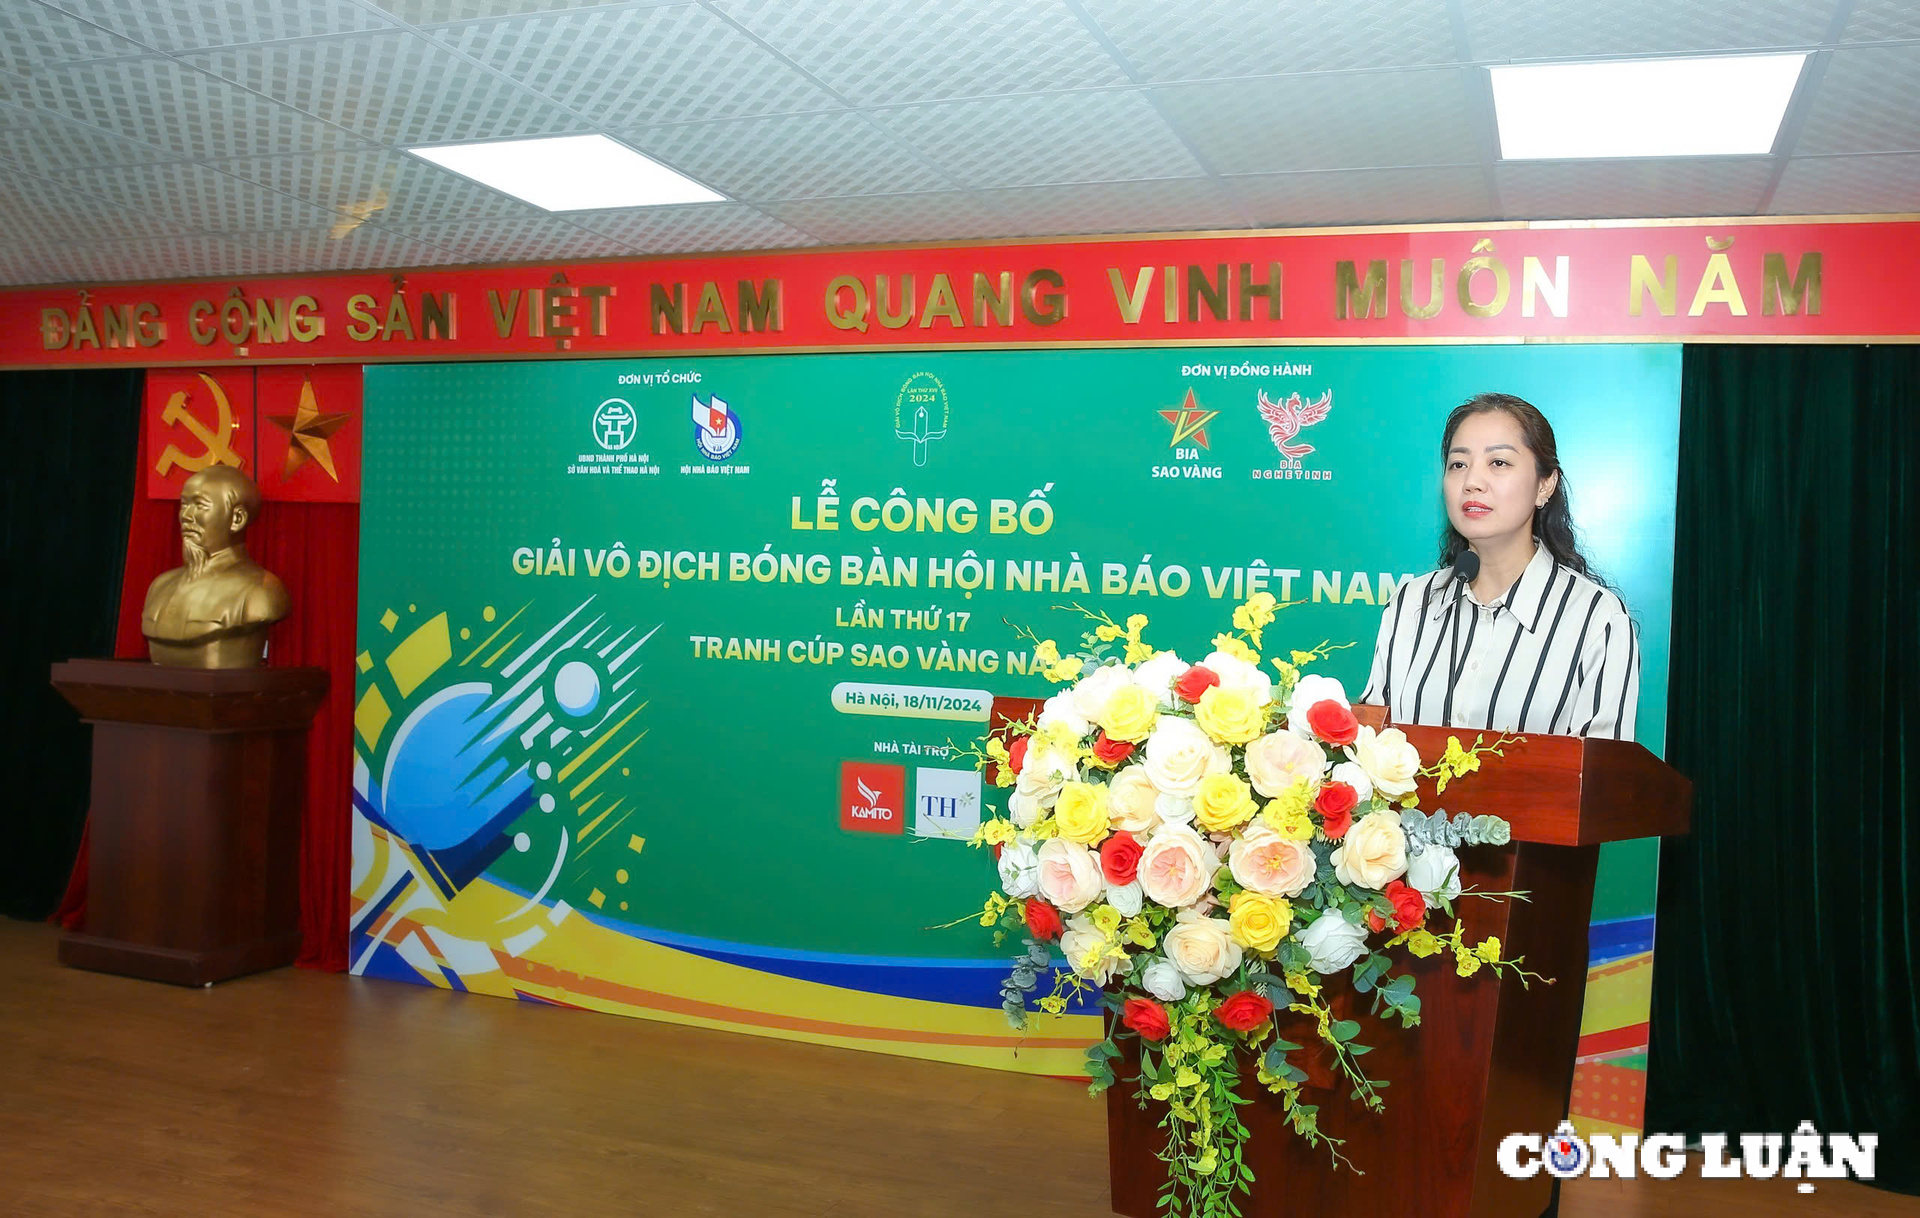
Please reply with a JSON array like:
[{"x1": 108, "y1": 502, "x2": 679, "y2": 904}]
[
  {"x1": 1543, "y1": 1122, "x2": 1590, "y2": 1179},
  {"x1": 1256, "y1": 389, "x2": 1333, "y2": 459},
  {"x1": 593, "y1": 398, "x2": 637, "y2": 451},
  {"x1": 691, "y1": 393, "x2": 741, "y2": 461},
  {"x1": 893, "y1": 372, "x2": 950, "y2": 467}
]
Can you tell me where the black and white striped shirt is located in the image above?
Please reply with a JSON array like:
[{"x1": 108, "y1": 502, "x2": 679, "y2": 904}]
[{"x1": 1360, "y1": 543, "x2": 1640, "y2": 740}]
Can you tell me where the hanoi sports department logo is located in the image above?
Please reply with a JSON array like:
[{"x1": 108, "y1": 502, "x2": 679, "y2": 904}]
[
  {"x1": 840, "y1": 761, "x2": 904, "y2": 834},
  {"x1": 691, "y1": 392, "x2": 740, "y2": 461},
  {"x1": 593, "y1": 397, "x2": 637, "y2": 451}
]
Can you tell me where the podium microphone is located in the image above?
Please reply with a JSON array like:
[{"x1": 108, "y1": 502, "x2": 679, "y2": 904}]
[
  {"x1": 1451, "y1": 550, "x2": 1481, "y2": 586},
  {"x1": 1442, "y1": 550, "x2": 1480, "y2": 725}
]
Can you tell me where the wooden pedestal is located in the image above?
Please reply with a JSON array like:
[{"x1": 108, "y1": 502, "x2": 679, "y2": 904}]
[{"x1": 50, "y1": 658, "x2": 328, "y2": 987}]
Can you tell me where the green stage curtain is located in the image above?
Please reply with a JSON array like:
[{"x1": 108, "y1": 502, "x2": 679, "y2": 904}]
[
  {"x1": 0, "y1": 369, "x2": 141, "y2": 921},
  {"x1": 1648, "y1": 344, "x2": 1918, "y2": 1193}
]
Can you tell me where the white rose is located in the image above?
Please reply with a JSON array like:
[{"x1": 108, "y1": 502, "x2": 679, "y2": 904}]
[
  {"x1": 1406, "y1": 844, "x2": 1463, "y2": 909},
  {"x1": 1153, "y1": 793, "x2": 1196, "y2": 827},
  {"x1": 1068, "y1": 662, "x2": 1135, "y2": 722},
  {"x1": 1036, "y1": 691, "x2": 1091, "y2": 739},
  {"x1": 997, "y1": 840, "x2": 1040, "y2": 898},
  {"x1": 1136, "y1": 822, "x2": 1215, "y2": 908},
  {"x1": 1201, "y1": 649, "x2": 1274, "y2": 705},
  {"x1": 1139, "y1": 956, "x2": 1188, "y2": 1003},
  {"x1": 1161, "y1": 909, "x2": 1244, "y2": 986},
  {"x1": 1328, "y1": 761, "x2": 1374, "y2": 804},
  {"x1": 1107, "y1": 767, "x2": 1162, "y2": 836},
  {"x1": 1035, "y1": 838, "x2": 1104, "y2": 913},
  {"x1": 1060, "y1": 914, "x2": 1130, "y2": 984},
  {"x1": 1330, "y1": 809, "x2": 1409, "y2": 889},
  {"x1": 1141, "y1": 715, "x2": 1231, "y2": 798},
  {"x1": 1243, "y1": 728, "x2": 1328, "y2": 799},
  {"x1": 1287, "y1": 673, "x2": 1351, "y2": 739},
  {"x1": 1345, "y1": 725, "x2": 1420, "y2": 799},
  {"x1": 1015, "y1": 745, "x2": 1077, "y2": 807},
  {"x1": 1298, "y1": 912, "x2": 1369, "y2": 974},
  {"x1": 1105, "y1": 879, "x2": 1144, "y2": 918},
  {"x1": 1132, "y1": 651, "x2": 1189, "y2": 708},
  {"x1": 1008, "y1": 791, "x2": 1044, "y2": 829}
]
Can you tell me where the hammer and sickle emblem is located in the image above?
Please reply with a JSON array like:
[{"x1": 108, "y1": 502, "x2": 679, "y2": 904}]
[{"x1": 155, "y1": 373, "x2": 243, "y2": 477}]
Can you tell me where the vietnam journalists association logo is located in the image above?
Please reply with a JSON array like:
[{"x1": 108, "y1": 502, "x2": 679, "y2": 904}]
[{"x1": 691, "y1": 392, "x2": 740, "y2": 461}]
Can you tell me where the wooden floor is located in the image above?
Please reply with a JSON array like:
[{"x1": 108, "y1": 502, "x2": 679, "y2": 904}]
[{"x1": 2, "y1": 919, "x2": 1912, "y2": 1218}]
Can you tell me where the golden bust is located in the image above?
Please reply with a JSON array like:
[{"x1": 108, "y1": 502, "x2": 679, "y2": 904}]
[{"x1": 141, "y1": 466, "x2": 290, "y2": 668}]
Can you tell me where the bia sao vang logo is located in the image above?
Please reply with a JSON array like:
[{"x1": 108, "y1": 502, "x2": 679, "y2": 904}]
[
  {"x1": 593, "y1": 398, "x2": 637, "y2": 451},
  {"x1": 840, "y1": 762, "x2": 904, "y2": 834},
  {"x1": 691, "y1": 392, "x2": 740, "y2": 461},
  {"x1": 1159, "y1": 388, "x2": 1220, "y2": 449},
  {"x1": 1256, "y1": 388, "x2": 1333, "y2": 459}
]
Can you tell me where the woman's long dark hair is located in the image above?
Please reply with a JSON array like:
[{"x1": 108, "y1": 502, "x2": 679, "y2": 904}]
[{"x1": 1437, "y1": 392, "x2": 1605, "y2": 582}]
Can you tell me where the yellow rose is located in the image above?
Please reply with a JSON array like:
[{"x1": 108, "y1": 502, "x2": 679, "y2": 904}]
[
  {"x1": 1051, "y1": 781, "x2": 1111, "y2": 845},
  {"x1": 1261, "y1": 788, "x2": 1315, "y2": 841},
  {"x1": 1098, "y1": 683, "x2": 1158, "y2": 743},
  {"x1": 1193, "y1": 772, "x2": 1257, "y2": 832},
  {"x1": 1193, "y1": 685, "x2": 1266, "y2": 745},
  {"x1": 1229, "y1": 891, "x2": 1292, "y2": 954}
]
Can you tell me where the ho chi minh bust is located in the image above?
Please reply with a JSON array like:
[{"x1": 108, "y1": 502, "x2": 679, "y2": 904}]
[{"x1": 141, "y1": 465, "x2": 290, "y2": 668}]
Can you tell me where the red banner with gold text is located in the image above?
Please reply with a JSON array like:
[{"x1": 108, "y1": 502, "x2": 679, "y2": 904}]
[{"x1": 12, "y1": 217, "x2": 1918, "y2": 369}]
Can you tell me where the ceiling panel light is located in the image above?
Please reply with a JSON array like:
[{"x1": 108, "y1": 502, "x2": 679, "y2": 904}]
[
  {"x1": 1491, "y1": 54, "x2": 1808, "y2": 160},
  {"x1": 408, "y1": 135, "x2": 725, "y2": 210}
]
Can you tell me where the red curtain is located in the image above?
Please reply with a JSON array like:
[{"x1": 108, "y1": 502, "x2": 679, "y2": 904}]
[{"x1": 53, "y1": 401, "x2": 358, "y2": 973}]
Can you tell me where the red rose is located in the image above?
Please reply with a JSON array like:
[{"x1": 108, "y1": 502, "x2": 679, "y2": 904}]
[
  {"x1": 1315, "y1": 781, "x2": 1358, "y2": 839},
  {"x1": 1304, "y1": 700, "x2": 1359, "y2": 747},
  {"x1": 1385, "y1": 880, "x2": 1426, "y2": 933},
  {"x1": 1091, "y1": 732, "x2": 1136, "y2": 767},
  {"x1": 1122, "y1": 997, "x2": 1171, "y2": 1042},
  {"x1": 1173, "y1": 664, "x2": 1221, "y2": 703},
  {"x1": 1024, "y1": 898, "x2": 1064, "y2": 942},
  {"x1": 1365, "y1": 907, "x2": 1387, "y2": 933},
  {"x1": 1100, "y1": 831, "x2": 1144, "y2": 885},
  {"x1": 1006, "y1": 735, "x2": 1030, "y2": 778},
  {"x1": 1215, "y1": 990, "x2": 1275, "y2": 1033}
]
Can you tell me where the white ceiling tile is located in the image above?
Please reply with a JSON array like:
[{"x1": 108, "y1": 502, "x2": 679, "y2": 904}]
[
  {"x1": 1226, "y1": 167, "x2": 1492, "y2": 225},
  {"x1": 716, "y1": 0, "x2": 1130, "y2": 104},
  {"x1": 1156, "y1": 69, "x2": 1480, "y2": 174},
  {"x1": 24, "y1": 232, "x2": 270, "y2": 283},
  {"x1": 373, "y1": 215, "x2": 633, "y2": 262},
  {"x1": 1495, "y1": 158, "x2": 1773, "y2": 219},
  {"x1": 977, "y1": 177, "x2": 1248, "y2": 236},
  {"x1": 564, "y1": 201, "x2": 818, "y2": 253},
  {"x1": 42, "y1": 0, "x2": 392, "y2": 51},
  {"x1": 0, "y1": 170, "x2": 183, "y2": 243},
  {"x1": 48, "y1": 162, "x2": 351, "y2": 232},
  {"x1": 185, "y1": 30, "x2": 590, "y2": 146},
  {"x1": 622, "y1": 111, "x2": 941, "y2": 200},
  {"x1": 0, "y1": 243, "x2": 81, "y2": 286},
  {"x1": 1083, "y1": 0, "x2": 1458, "y2": 82},
  {"x1": 226, "y1": 225, "x2": 472, "y2": 273},
  {"x1": 0, "y1": 102, "x2": 175, "y2": 172},
  {"x1": 376, "y1": 0, "x2": 676, "y2": 25},
  {"x1": 0, "y1": 4, "x2": 149, "y2": 73},
  {"x1": 432, "y1": 6, "x2": 838, "y2": 127},
  {"x1": 760, "y1": 191, "x2": 1011, "y2": 244},
  {"x1": 872, "y1": 91, "x2": 1202, "y2": 188},
  {"x1": 211, "y1": 146, "x2": 541, "y2": 224},
  {"x1": 1794, "y1": 45, "x2": 1920, "y2": 156},
  {"x1": 1841, "y1": 0, "x2": 1920, "y2": 42},
  {"x1": 1460, "y1": 0, "x2": 1839, "y2": 60},
  {"x1": 1769, "y1": 154, "x2": 1920, "y2": 214},
  {"x1": 25, "y1": 57, "x2": 362, "y2": 159}
]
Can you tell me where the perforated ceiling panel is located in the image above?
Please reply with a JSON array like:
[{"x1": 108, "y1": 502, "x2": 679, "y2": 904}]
[{"x1": 0, "y1": 0, "x2": 1914, "y2": 287}]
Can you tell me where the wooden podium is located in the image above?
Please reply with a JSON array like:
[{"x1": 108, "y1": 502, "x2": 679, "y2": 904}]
[
  {"x1": 51, "y1": 658, "x2": 329, "y2": 987},
  {"x1": 987, "y1": 698, "x2": 1691, "y2": 1218}
]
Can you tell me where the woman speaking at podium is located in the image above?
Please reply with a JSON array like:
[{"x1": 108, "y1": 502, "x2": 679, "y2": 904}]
[{"x1": 1360, "y1": 393, "x2": 1640, "y2": 740}]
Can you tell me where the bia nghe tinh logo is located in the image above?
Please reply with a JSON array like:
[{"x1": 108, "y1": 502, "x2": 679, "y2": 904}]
[{"x1": 1499, "y1": 1120, "x2": 1877, "y2": 1182}]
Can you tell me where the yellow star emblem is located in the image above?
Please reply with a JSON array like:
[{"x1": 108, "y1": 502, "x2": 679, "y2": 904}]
[
  {"x1": 265, "y1": 377, "x2": 353, "y2": 482},
  {"x1": 1158, "y1": 388, "x2": 1219, "y2": 449}
]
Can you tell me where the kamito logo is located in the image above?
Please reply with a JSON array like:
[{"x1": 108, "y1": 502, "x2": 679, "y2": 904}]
[{"x1": 840, "y1": 761, "x2": 904, "y2": 834}]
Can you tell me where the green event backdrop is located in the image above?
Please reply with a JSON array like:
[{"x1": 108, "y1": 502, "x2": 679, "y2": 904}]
[{"x1": 357, "y1": 344, "x2": 1677, "y2": 968}]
